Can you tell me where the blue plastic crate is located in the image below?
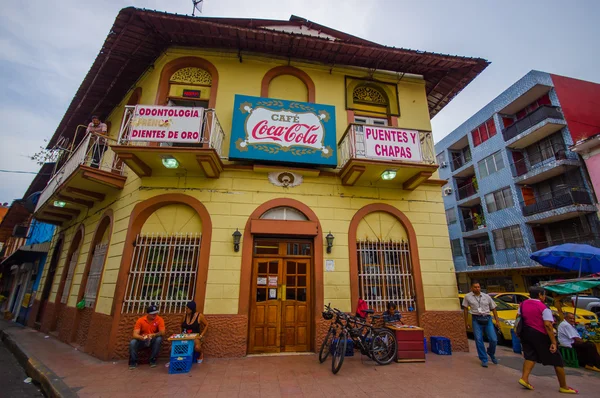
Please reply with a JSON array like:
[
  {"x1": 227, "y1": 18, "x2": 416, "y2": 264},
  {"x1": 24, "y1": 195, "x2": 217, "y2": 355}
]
[
  {"x1": 510, "y1": 329, "x2": 522, "y2": 354},
  {"x1": 330, "y1": 338, "x2": 354, "y2": 356},
  {"x1": 169, "y1": 355, "x2": 193, "y2": 374},
  {"x1": 170, "y1": 340, "x2": 194, "y2": 357},
  {"x1": 430, "y1": 336, "x2": 452, "y2": 355},
  {"x1": 424, "y1": 337, "x2": 428, "y2": 354}
]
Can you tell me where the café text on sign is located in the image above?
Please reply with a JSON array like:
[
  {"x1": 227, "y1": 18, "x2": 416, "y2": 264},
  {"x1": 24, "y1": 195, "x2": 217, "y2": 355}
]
[
  {"x1": 363, "y1": 126, "x2": 423, "y2": 162},
  {"x1": 229, "y1": 95, "x2": 337, "y2": 167},
  {"x1": 128, "y1": 105, "x2": 204, "y2": 143}
]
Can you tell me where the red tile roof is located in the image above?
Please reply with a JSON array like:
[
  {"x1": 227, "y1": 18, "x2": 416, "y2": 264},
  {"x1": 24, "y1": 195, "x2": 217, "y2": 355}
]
[{"x1": 48, "y1": 8, "x2": 489, "y2": 148}]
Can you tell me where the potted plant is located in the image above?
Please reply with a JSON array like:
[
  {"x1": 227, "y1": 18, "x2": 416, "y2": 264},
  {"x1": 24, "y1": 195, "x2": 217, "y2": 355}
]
[
  {"x1": 471, "y1": 176, "x2": 479, "y2": 192},
  {"x1": 473, "y1": 213, "x2": 485, "y2": 229}
]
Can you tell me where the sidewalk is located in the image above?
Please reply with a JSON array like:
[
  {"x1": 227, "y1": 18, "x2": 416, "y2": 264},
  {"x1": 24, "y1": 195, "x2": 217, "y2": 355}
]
[{"x1": 1, "y1": 320, "x2": 599, "y2": 398}]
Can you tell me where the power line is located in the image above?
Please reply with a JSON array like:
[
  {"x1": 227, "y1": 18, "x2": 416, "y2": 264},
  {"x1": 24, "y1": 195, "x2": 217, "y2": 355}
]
[{"x1": 0, "y1": 169, "x2": 50, "y2": 175}]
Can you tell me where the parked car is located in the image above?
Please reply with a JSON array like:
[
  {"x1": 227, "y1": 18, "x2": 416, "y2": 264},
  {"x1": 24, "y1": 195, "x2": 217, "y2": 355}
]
[
  {"x1": 490, "y1": 292, "x2": 599, "y2": 326},
  {"x1": 458, "y1": 294, "x2": 517, "y2": 344},
  {"x1": 570, "y1": 295, "x2": 600, "y2": 316}
]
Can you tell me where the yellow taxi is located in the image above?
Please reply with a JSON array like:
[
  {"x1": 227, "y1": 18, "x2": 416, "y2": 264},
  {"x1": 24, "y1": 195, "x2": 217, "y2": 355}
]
[
  {"x1": 489, "y1": 292, "x2": 599, "y2": 326},
  {"x1": 459, "y1": 294, "x2": 518, "y2": 343}
]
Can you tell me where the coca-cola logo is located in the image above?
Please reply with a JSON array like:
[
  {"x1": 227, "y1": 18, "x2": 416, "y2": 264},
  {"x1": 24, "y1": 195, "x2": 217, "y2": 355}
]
[
  {"x1": 238, "y1": 105, "x2": 331, "y2": 156},
  {"x1": 229, "y1": 95, "x2": 337, "y2": 166}
]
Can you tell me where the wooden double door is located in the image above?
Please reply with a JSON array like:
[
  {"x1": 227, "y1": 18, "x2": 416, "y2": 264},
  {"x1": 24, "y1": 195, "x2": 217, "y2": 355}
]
[{"x1": 249, "y1": 239, "x2": 312, "y2": 354}]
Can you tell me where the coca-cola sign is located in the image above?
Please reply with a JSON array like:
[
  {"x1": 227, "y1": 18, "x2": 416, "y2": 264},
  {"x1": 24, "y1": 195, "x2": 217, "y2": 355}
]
[{"x1": 229, "y1": 95, "x2": 337, "y2": 167}]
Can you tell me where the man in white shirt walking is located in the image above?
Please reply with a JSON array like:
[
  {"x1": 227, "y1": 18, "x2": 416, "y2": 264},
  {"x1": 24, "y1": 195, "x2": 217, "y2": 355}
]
[
  {"x1": 462, "y1": 281, "x2": 500, "y2": 367},
  {"x1": 557, "y1": 312, "x2": 600, "y2": 372}
]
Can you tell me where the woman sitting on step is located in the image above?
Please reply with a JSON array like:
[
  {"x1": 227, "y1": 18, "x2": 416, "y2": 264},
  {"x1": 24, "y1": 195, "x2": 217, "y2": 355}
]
[{"x1": 181, "y1": 301, "x2": 208, "y2": 363}]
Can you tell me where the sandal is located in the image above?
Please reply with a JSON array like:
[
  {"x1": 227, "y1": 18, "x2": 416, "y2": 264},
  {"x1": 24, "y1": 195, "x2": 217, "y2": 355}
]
[
  {"x1": 518, "y1": 379, "x2": 534, "y2": 390},
  {"x1": 559, "y1": 387, "x2": 578, "y2": 394}
]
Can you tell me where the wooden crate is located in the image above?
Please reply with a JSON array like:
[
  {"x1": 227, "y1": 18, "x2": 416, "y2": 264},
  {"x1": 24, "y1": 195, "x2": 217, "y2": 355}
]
[{"x1": 387, "y1": 325, "x2": 425, "y2": 363}]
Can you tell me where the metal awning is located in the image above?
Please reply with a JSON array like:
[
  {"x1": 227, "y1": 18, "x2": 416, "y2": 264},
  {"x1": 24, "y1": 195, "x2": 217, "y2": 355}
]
[{"x1": 0, "y1": 242, "x2": 51, "y2": 266}]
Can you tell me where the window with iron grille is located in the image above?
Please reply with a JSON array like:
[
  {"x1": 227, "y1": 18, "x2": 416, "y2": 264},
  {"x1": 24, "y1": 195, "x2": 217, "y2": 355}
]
[
  {"x1": 357, "y1": 240, "x2": 415, "y2": 312},
  {"x1": 451, "y1": 239, "x2": 463, "y2": 257},
  {"x1": 485, "y1": 187, "x2": 514, "y2": 213},
  {"x1": 61, "y1": 250, "x2": 79, "y2": 304},
  {"x1": 122, "y1": 233, "x2": 201, "y2": 314},
  {"x1": 478, "y1": 151, "x2": 505, "y2": 178},
  {"x1": 493, "y1": 226, "x2": 524, "y2": 250},
  {"x1": 83, "y1": 242, "x2": 108, "y2": 308}
]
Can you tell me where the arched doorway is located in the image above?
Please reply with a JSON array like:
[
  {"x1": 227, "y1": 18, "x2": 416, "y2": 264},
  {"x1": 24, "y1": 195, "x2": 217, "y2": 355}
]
[
  {"x1": 36, "y1": 235, "x2": 63, "y2": 325},
  {"x1": 53, "y1": 226, "x2": 84, "y2": 332},
  {"x1": 240, "y1": 199, "x2": 324, "y2": 354},
  {"x1": 72, "y1": 211, "x2": 113, "y2": 348}
]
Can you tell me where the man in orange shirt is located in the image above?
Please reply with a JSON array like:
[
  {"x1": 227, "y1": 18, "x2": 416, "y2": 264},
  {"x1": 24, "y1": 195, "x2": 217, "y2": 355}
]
[{"x1": 129, "y1": 305, "x2": 165, "y2": 369}]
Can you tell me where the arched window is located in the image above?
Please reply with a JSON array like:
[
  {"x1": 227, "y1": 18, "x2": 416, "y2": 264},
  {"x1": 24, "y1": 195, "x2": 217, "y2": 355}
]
[
  {"x1": 80, "y1": 214, "x2": 112, "y2": 308},
  {"x1": 122, "y1": 203, "x2": 203, "y2": 314},
  {"x1": 260, "y1": 206, "x2": 309, "y2": 221},
  {"x1": 167, "y1": 66, "x2": 212, "y2": 108},
  {"x1": 353, "y1": 210, "x2": 417, "y2": 312},
  {"x1": 352, "y1": 84, "x2": 390, "y2": 116},
  {"x1": 58, "y1": 227, "x2": 84, "y2": 305}
]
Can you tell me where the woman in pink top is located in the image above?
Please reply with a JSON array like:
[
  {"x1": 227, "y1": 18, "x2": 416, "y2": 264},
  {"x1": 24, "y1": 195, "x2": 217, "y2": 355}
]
[{"x1": 518, "y1": 286, "x2": 577, "y2": 394}]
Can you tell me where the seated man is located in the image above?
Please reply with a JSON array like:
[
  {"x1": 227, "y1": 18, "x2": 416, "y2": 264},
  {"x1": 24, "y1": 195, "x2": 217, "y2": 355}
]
[
  {"x1": 557, "y1": 312, "x2": 600, "y2": 372},
  {"x1": 383, "y1": 302, "x2": 402, "y2": 325},
  {"x1": 129, "y1": 305, "x2": 165, "y2": 370}
]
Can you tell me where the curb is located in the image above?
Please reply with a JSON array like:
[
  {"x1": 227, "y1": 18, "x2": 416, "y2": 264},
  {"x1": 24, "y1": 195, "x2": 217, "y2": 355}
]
[{"x1": 0, "y1": 326, "x2": 77, "y2": 398}]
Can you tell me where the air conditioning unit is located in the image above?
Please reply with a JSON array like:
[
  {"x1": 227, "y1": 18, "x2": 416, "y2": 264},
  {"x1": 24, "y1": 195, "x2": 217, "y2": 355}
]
[
  {"x1": 443, "y1": 187, "x2": 453, "y2": 196},
  {"x1": 440, "y1": 161, "x2": 448, "y2": 168},
  {"x1": 12, "y1": 225, "x2": 29, "y2": 238}
]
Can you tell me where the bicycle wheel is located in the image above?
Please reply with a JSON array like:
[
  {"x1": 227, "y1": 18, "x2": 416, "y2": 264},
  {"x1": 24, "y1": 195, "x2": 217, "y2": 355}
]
[
  {"x1": 370, "y1": 329, "x2": 397, "y2": 365},
  {"x1": 319, "y1": 327, "x2": 335, "y2": 363},
  {"x1": 331, "y1": 330, "x2": 347, "y2": 374}
]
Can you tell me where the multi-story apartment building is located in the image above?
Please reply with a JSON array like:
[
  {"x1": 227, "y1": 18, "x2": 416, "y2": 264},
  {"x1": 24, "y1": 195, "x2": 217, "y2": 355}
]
[
  {"x1": 436, "y1": 70, "x2": 600, "y2": 294},
  {"x1": 26, "y1": 8, "x2": 488, "y2": 360}
]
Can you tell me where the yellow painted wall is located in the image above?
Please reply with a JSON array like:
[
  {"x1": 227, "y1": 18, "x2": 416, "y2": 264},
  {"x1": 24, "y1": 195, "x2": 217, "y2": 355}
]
[
  {"x1": 36, "y1": 47, "x2": 455, "y2": 319},
  {"x1": 141, "y1": 204, "x2": 202, "y2": 235},
  {"x1": 268, "y1": 75, "x2": 308, "y2": 102}
]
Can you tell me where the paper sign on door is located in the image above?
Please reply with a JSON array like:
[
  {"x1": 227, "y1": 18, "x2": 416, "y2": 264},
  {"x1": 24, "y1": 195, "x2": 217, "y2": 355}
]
[
  {"x1": 269, "y1": 288, "x2": 277, "y2": 299},
  {"x1": 257, "y1": 277, "x2": 267, "y2": 286},
  {"x1": 268, "y1": 276, "x2": 278, "y2": 286}
]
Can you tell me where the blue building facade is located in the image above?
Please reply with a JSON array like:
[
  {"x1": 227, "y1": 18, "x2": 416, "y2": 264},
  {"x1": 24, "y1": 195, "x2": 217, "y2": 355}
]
[{"x1": 435, "y1": 71, "x2": 600, "y2": 293}]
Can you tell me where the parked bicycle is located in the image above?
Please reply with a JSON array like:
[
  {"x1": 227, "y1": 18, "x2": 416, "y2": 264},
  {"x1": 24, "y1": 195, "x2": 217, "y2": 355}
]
[{"x1": 319, "y1": 304, "x2": 397, "y2": 374}]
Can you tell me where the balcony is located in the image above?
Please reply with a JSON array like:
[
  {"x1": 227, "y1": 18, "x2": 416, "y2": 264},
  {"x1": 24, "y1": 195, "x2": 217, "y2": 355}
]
[
  {"x1": 34, "y1": 133, "x2": 126, "y2": 224},
  {"x1": 111, "y1": 106, "x2": 226, "y2": 178},
  {"x1": 503, "y1": 106, "x2": 566, "y2": 148},
  {"x1": 338, "y1": 124, "x2": 438, "y2": 189},
  {"x1": 531, "y1": 233, "x2": 600, "y2": 252},
  {"x1": 456, "y1": 181, "x2": 480, "y2": 207},
  {"x1": 511, "y1": 147, "x2": 580, "y2": 185},
  {"x1": 521, "y1": 186, "x2": 597, "y2": 223},
  {"x1": 461, "y1": 216, "x2": 488, "y2": 237}
]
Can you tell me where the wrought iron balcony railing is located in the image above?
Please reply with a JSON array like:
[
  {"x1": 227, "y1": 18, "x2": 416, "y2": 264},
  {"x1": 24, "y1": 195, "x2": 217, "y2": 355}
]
[
  {"x1": 511, "y1": 143, "x2": 578, "y2": 177},
  {"x1": 502, "y1": 105, "x2": 564, "y2": 142},
  {"x1": 531, "y1": 233, "x2": 600, "y2": 252},
  {"x1": 520, "y1": 186, "x2": 594, "y2": 217}
]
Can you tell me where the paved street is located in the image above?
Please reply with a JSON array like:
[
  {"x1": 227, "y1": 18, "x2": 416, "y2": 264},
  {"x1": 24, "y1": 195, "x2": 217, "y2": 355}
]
[
  {"x1": 0, "y1": 339, "x2": 44, "y2": 397},
  {"x1": 2, "y1": 321, "x2": 600, "y2": 398}
]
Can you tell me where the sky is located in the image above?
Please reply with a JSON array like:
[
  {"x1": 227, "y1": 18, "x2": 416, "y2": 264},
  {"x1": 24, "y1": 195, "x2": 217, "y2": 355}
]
[{"x1": 0, "y1": 0, "x2": 599, "y2": 203}]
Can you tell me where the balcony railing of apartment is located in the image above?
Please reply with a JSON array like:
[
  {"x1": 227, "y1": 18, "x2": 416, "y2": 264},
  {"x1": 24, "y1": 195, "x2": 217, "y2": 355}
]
[
  {"x1": 461, "y1": 216, "x2": 486, "y2": 233},
  {"x1": 338, "y1": 123, "x2": 437, "y2": 188},
  {"x1": 520, "y1": 186, "x2": 594, "y2": 217},
  {"x1": 35, "y1": 133, "x2": 125, "y2": 215},
  {"x1": 111, "y1": 106, "x2": 226, "y2": 178},
  {"x1": 451, "y1": 152, "x2": 472, "y2": 171},
  {"x1": 465, "y1": 242, "x2": 494, "y2": 267},
  {"x1": 502, "y1": 105, "x2": 564, "y2": 142},
  {"x1": 511, "y1": 144, "x2": 578, "y2": 178},
  {"x1": 457, "y1": 181, "x2": 478, "y2": 201},
  {"x1": 531, "y1": 233, "x2": 600, "y2": 252}
]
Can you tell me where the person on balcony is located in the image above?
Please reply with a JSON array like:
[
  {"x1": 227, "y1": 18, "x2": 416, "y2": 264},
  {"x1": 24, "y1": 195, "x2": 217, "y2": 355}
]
[
  {"x1": 86, "y1": 115, "x2": 108, "y2": 168},
  {"x1": 558, "y1": 312, "x2": 600, "y2": 372},
  {"x1": 129, "y1": 305, "x2": 165, "y2": 370}
]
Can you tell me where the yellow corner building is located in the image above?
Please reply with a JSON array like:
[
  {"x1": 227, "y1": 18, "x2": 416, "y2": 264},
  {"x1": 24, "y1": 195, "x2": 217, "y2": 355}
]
[{"x1": 28, "y1": 8, "x2": 489, "y2": 359}]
